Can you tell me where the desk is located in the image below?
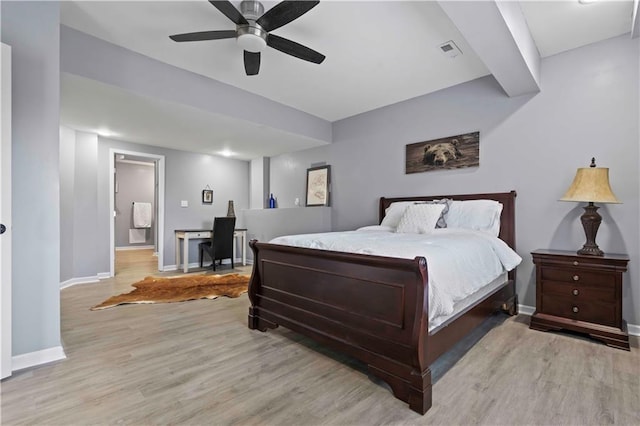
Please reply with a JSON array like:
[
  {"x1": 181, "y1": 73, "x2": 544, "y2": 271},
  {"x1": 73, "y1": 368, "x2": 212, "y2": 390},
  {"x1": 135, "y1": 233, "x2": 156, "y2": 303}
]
[{"x1": 175, "y1": 229, "x2": 247, "y2": 273}]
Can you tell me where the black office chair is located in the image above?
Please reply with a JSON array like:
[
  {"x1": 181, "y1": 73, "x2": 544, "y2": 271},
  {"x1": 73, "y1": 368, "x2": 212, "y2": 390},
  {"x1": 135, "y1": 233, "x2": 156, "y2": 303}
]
[{"x1": 198, "y1": 217, "x2": 236, "y2": 271}]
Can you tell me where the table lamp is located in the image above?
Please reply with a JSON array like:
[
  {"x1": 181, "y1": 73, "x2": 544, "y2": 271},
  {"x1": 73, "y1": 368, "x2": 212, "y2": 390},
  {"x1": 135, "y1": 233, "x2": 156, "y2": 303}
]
[{"x1": 560, "y1": 158, "x2": 620, "y2": 256}]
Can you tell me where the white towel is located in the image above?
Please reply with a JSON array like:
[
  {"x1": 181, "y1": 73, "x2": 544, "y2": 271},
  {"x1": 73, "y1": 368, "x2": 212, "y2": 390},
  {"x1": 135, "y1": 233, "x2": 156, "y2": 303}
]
[
  {"x1": 129, "y1": 228, "x2": 147, "y2": 244},
  {"x1": 133, "y1": 202, "x2": 152, "y2": 228}
]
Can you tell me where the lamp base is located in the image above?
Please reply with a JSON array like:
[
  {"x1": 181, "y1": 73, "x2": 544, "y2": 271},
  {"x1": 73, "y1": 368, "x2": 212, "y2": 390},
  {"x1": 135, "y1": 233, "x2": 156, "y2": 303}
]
[
  {"x1": 577, "y1": 246, "x2": 604, "y2": 256},
  {"x1": 577, "y1": 202, "x2": 604, "y2": 257}
]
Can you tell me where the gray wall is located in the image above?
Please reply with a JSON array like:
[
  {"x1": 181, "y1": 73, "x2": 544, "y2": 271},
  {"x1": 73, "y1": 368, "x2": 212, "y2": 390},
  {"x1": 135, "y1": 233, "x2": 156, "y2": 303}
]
[
  {"x1": 97, "y1": 137, "x2": 250, "y2": 271},
  {"x1": 61, "y1": 131, "x2": 250, "y2": 276},
  {"x1": 115, "y1": 161, "x2": 155, "y2": 248},
  {"x1": 269, "y1": 35, "x2": 640, "y2": 326},
  {"x1": 270, "y1": 146, "x2": 329, "y2": 209},
  {"x1": 250, "y1": 157, "x2": 270, "y2": 209},
  {"x1": 1, "y1": 2, "x2": 61, "y2": 356},
  {"x1": 72, "y1": 132, "x2": 98, "y2": 278},
  {"x1": 60, "y1": 128, "x2": 100, "y2": 283},
  {"x1": 60, "y1": 127, "x2": 75, "y2": 282},
  {"x1": 243, "y1": 207, "x2": 332, "y2": 244}
]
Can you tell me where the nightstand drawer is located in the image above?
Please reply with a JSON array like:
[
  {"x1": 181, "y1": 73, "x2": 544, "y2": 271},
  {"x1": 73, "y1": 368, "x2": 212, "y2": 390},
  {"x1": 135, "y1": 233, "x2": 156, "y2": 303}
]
[
  {"x1": 540, "y1": 268, "x2": 614, "y2": 287},
  {"x1": 541, "y1": 295, "x2": 617, "y2": 327},
  {"x1": 541, "y1": 280, "x2": 615, "y2": 302}
]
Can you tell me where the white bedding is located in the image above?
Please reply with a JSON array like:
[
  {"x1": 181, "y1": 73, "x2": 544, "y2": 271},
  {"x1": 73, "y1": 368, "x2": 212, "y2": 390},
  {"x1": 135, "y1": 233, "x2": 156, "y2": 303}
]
[{"x1": 269, "y1": 228, "x2": 522, "y2": 323}]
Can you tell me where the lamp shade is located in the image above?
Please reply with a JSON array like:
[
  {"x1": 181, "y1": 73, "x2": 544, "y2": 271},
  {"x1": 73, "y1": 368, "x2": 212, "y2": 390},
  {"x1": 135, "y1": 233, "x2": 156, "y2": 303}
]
[{"x1": 560, "y1": 166, "x2": 620, "y2": 204}]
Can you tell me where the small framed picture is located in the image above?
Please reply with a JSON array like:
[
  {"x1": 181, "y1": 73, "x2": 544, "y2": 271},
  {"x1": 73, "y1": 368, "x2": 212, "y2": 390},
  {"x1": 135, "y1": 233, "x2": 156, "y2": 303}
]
[
  {"x1": 202, "y1": 189, "x2": 213, "y2": 204},
  {"x1": 305, "y1": 165, "x2": 331, "y2": 207}
]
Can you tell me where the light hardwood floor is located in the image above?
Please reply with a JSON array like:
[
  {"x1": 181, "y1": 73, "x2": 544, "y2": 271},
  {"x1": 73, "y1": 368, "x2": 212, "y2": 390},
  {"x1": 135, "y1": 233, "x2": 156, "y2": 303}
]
[{"x1": 1, "y1": 249, "x2": 638, "y2": 425}]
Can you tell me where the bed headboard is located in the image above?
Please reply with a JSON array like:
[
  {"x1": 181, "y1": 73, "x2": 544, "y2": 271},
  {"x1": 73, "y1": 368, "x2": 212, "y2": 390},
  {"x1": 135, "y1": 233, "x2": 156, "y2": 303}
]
[{"x1": 379, "y1": 191, "x2": 517, "y2": 250}]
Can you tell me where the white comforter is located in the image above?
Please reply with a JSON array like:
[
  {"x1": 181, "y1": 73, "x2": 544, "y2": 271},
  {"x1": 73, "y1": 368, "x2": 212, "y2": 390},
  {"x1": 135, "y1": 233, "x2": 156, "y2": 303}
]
[{"x1": 270, "y1": 228, "x2": 522, "y2": 322}]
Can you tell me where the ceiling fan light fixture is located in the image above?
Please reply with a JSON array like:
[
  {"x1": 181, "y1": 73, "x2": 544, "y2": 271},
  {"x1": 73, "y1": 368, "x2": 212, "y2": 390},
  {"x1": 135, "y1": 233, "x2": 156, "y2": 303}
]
[{"x1": 237, "y1": 33, "x2": 267, "y2": 52}]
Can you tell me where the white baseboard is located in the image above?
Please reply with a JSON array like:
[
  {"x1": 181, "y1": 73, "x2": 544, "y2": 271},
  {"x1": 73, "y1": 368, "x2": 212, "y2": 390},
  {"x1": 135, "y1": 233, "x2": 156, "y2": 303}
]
[
  {"x1": 517, "y1": 304, "x2": 639, "y2": 336},
  {"x1": 115, "y1": 245, "x2": 155, "y2": 251},
  {"x1": 163, "y1": 258, "x2": 249, "y2": 272},
  {"x1": 12, "y1": 346, "x2": 66, "y2": 372},
  {"x1": 60, "y1": 276, "x2": 99, "y2": 289},
  {"x1": 517, "y1": 304, "x2": 536, "y2": 316},
  {"x1": 61, "y1": 272, "x2": 111, "y2": 289}
]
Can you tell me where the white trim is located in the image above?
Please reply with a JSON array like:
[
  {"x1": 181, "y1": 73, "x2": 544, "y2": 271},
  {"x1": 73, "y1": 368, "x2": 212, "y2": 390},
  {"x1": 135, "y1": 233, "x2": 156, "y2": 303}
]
[
  {"x1": 517, "y1": 304, "x2": 536, "y2": 316},
  {"x1": 60, "y1": 276, "x2": 99, "y2": 290},
  {"x1": 632, "y1": 0, "x2": 639, "y2": 39},
  {"x1": 109, "y1": 148, "x2": 165, "y2": 277},
  {"x1": 61, "y1": 272, "x2": 111, "y2": 289},
  {"x1": 162, "y1": 262, "x2": 202, "y2": 272},
  {"x1": 116, "y1": 159, "x2": 155, "y2": 167},
  {"x1": 627, "y1": 323, "x2": 640, "y2": 337},
  {"x1": 1, "y1": 42, "x2": 12, "y2": 380},
  {"x1": 518, "y1": 304, "x2": 639, "y2": 336},
  {"x1": 162, "y1": 258, "x2": 248, "y2": 272},
  {"x1": 115, "y1": 245, "x2": 155, "y2": 251},
  {"x1": 12, "y1": 346, "x2": 66, "y2": 372}
]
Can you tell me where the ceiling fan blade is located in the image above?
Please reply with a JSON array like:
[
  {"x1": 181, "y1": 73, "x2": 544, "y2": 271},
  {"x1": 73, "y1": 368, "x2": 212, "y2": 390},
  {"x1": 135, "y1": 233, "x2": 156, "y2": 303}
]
[
  {"x1": 267, "y1": 34, "x2": 325, "y2": 64},
  {"x1": 170, "y1": 30, "x2": 237, "y2": 42},
  {"x1": 209, "y1": 0, "x2": 248, "y2": 25},
  {"x1": 244, "y1": 51, "x2": 261, "y2": 76},
  {"x1": 256, "y1": 1, "x2": 319, "y2": 32}
]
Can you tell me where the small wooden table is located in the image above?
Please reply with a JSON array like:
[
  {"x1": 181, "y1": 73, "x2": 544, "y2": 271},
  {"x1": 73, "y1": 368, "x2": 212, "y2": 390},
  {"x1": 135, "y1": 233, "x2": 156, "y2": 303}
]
[{"x1": 175, "y1": 229, "x2": 247, "y2": 273}]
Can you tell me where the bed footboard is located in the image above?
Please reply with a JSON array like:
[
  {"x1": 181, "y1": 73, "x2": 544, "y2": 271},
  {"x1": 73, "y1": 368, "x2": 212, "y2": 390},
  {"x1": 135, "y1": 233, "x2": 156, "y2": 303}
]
[{"x1": 248, "y1": 240, "x2": 433, "y2": 413}]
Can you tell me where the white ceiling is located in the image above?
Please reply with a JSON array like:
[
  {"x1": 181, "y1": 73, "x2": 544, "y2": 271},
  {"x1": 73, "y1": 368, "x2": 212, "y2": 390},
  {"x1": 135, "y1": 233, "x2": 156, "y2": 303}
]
[{"x1": 59, "y1": 0, "x2": 636, "y2": 160}]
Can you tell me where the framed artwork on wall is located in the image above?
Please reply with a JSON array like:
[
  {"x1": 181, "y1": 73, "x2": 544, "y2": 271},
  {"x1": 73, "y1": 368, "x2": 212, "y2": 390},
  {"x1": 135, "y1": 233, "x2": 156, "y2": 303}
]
[
  {"x1": 202, "y1": 189, "x2": 213, "y2": 204},
  {"x1": 405, "y1": 131, "x2": 480, "y2": 174},
  {"x1": 305, "y1": 165, "x2": 331, "y2": 207}
]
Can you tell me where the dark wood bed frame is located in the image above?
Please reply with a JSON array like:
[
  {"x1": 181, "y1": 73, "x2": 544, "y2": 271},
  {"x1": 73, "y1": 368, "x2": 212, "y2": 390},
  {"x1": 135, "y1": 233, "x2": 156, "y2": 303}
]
[{"x1": 247, "y1": 191, "x2": 518, "y2": 414}]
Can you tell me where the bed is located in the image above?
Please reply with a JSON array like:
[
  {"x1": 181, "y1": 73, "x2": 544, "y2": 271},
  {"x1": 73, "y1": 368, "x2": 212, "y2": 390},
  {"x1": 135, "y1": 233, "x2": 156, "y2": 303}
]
[{"x1": 247, "y1": 191, "x2": 519, "y2": 414}]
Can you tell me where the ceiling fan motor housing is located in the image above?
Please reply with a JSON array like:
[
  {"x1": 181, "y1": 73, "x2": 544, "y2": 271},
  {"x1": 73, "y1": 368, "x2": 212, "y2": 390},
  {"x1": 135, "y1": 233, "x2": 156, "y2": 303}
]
[
  {"x1": 237, "y1": 0, "x2": 267, "y2": 52},
  {"x1": 240, "y1": 0, "x2": 264, "y2": 19}
]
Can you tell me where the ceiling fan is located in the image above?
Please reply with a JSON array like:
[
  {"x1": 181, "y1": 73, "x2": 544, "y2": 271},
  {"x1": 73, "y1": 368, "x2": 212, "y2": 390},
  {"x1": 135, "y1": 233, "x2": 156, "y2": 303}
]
[{"x1": 170, "y1": 0, "x2": 326, "y2": 76}]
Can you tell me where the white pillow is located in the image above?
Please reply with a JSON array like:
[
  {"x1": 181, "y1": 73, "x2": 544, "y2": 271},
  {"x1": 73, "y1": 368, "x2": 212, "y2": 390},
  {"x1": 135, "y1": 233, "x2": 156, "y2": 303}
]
[
  {"x1": 396, "y1": 204, "x2": 446, "y2": 234},
  {"x1": 380, "y1": 201, "x2": 413, "y2": 228},
  {"x1": 445, "y1": 200, "x2": 503, "y2": 236},
  {"x1": 414, "y1": 199, "x2": 452, "y2": 228}
]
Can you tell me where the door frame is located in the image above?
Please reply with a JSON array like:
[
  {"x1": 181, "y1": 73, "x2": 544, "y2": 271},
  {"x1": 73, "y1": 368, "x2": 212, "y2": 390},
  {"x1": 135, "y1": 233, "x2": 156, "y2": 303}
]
[
  {"x1": 109, "y1": 148, "x2": 165, "y2": 276},
  {"x1": 1, "y1": 42, "x2": 12, "y2": 379}
]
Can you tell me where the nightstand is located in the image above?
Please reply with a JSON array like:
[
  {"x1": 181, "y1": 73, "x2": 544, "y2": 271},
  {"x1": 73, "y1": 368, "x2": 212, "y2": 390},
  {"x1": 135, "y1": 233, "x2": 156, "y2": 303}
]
[{"x1": 529, "y1": 249, "x2": 630, "y2": 350}]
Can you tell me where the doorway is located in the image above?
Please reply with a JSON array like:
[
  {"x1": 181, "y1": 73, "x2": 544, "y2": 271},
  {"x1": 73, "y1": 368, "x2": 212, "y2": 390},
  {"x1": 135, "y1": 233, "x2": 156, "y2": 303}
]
[{"x1": 109, "y1": 148, "x2": 165, "y2": 277}]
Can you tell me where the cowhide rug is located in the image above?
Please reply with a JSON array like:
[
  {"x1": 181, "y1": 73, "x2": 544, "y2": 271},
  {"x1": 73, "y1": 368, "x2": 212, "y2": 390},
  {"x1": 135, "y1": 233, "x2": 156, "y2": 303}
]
[{"x1": 90, "y1": 273, "x2": 250, "y2": 310}]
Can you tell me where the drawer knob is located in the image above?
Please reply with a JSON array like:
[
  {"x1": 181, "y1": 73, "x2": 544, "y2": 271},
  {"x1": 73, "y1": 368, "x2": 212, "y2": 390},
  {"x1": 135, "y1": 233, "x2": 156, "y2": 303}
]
[
  {"x1": 573, "y1": 261, "x2": 579, "y2": 266},
  {"x1": 572, "y1": 306, "x2": 579, "y2": 313},
  {"x1": 572, "y1": 289, "x2": 579, "y2": 296},
  {"x1": 573, "y1": 275, "x2": 579, "y2": 281}
]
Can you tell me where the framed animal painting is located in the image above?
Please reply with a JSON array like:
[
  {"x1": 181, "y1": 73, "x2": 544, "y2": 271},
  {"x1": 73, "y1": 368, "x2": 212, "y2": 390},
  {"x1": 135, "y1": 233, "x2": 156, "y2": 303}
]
[{"x1": 405, "y1": 131, "x2": 479, "y2": 174}]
